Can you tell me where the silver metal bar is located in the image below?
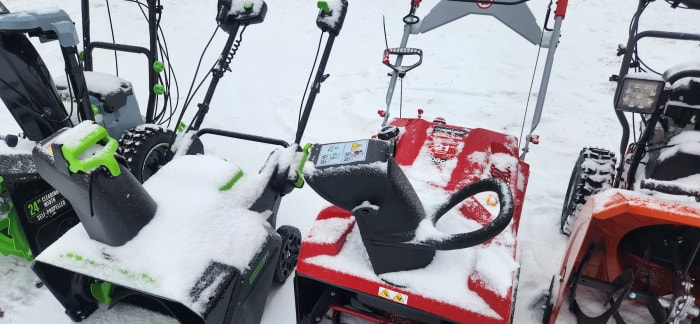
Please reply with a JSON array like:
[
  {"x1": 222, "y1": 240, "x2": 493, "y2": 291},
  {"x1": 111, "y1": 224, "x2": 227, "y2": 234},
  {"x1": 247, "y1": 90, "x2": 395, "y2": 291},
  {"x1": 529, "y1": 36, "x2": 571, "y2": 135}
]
[
  {"x1": 520, "y1": 15, "x2": 563, "y2": 160},
  {"x1": 382, "y1": 23, "x2": 413, "y2": 126}
]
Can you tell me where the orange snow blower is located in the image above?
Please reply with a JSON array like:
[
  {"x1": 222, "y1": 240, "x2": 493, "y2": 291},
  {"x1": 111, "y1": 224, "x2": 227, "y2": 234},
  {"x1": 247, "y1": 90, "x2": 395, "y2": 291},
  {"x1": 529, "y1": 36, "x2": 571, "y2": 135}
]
[{"x1": 546, "y1": 0, "x2": 700, "y2": 323}]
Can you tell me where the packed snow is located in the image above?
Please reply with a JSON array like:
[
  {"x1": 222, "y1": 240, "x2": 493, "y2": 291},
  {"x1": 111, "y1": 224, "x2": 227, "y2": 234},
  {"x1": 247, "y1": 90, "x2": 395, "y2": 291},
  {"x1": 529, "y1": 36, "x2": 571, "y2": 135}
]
[{"x1": 0, "y1": 0, "x2": 699, "y2": 323}]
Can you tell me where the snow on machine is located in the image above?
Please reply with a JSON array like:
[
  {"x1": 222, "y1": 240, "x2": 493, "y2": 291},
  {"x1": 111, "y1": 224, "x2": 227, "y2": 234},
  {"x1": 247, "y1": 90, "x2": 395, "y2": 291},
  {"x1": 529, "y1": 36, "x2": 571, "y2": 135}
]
[
  {"x1": 546, "y1": 0, "x2": 700, "y2": 323},
  {"x1": 294, "y1": 0, "x2": 569, "y2": 323},
  {"x1": 0, "y1": 0, "x2": 348, "y2": 323}
]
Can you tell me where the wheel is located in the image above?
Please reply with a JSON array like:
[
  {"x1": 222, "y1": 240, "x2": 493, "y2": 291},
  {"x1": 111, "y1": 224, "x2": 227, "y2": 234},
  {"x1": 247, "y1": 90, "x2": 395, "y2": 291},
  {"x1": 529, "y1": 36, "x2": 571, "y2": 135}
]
[
  {"x1": 560, "y1": 148, "x2": 616, "y2": 235},
  {"x1": 117, "y1": 124, "x2": 174, "y2": 183},
  {"x1": 273, "y1": 225, "x2": 301, "y2": 284}
]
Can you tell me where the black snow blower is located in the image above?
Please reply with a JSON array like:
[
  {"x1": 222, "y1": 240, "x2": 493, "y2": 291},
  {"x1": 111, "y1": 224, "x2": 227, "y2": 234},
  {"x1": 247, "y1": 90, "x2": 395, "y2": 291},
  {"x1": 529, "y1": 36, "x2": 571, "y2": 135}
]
[{"x1": 0, "y1": 0, "x2": 348, "y2": 323}]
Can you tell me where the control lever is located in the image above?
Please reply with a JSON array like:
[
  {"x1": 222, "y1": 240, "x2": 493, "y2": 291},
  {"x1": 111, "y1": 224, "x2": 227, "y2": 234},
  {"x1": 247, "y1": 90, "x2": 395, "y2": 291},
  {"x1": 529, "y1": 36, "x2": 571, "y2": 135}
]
[
  {"x1": 0, "y1": 134, "x2": 18, "y2": 147},
  {"x1": 382, "y1": 47, "x2": 423, "y2": 75}
]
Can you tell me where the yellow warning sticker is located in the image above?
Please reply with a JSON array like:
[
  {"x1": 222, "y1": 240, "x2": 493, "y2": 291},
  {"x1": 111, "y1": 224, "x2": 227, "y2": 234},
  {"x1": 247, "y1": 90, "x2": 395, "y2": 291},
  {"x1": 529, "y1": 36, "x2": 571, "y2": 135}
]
[
  {"x1": 486, "y1": 193, "x2": 498, "y2": 207},
  {"x1": 351, "y1": 143, "x2": 362, "y2": 151},
  {"x1": 377, "y1": 286, "x2": 408, "y2": 305}
]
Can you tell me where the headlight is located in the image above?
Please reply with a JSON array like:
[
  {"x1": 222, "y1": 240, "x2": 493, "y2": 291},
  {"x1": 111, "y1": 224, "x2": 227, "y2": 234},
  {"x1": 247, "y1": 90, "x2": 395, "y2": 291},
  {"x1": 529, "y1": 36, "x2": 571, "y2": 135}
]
[{"x1": 615, "y1": 74, "x2": 665, "y2": 113}]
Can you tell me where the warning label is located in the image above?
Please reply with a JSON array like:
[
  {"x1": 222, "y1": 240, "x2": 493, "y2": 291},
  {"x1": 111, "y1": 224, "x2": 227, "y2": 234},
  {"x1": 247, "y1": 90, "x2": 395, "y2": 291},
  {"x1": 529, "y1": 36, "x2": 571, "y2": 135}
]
[
  {"x1": 433, "y1": 126, "x2": 467, "y2": 137},
  {"x1": 377, "y1": 287, "x2": 409, "y2": 305},
  {"x1": 316, "y1": 140, "x2": 369, "y2": 167},
  {"x1": 23, "y1": 189, "x2": 70, "y2": 224}
]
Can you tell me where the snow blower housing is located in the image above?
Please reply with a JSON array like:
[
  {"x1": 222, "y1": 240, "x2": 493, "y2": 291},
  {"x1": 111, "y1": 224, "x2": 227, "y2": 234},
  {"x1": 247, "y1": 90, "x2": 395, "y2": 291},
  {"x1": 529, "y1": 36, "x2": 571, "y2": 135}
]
[
  {"x1": 294, "y1": 0, "x2": 569, "y2": 323},
  {"x1": 549, "y1": 1, "x2": 700, "y2": 323},
  {"x1": 0, "y1": 0, "x2": 270, "y2": 261}
]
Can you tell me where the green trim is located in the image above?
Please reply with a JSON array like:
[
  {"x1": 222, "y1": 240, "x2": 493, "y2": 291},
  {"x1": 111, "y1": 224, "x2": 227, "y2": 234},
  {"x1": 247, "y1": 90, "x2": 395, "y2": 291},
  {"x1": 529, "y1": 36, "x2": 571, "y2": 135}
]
[
  {"x1": 91, "y1": 104, "x2": 99, "y2": 116},
  {"x1": 219, "y1": 170, "x2": 244, "y2": 191},
  {"x1": 0, "y1": 176, "x2": 33, "y2": 261},
  {"x1": 152, "y1": 61, "x2": 165, "y2": 73},
  {"x1": 317, "y1": 1, "x2": 330, "y2": 14},
  {"x1": 249, "y1": 251, "x2": 268, "y2": 285},
  {"x1": 60, "y1": 124, "x2": 121, "y2": 177},
  {"x1": 153, "y1": 84, "x2": 165, "y2": 95},
  {"x1": 62, "y1": 253, "x2": 157, "y2": 285},
  {"x1": 177, "y1": 122, "x2": 187, "y2": 133},
  {"x1": 294, "y1": 143, "x2": 312, "y2": 188},
  {"x1": 90, "y1": 281, "x2": 115, "y2": 305}
]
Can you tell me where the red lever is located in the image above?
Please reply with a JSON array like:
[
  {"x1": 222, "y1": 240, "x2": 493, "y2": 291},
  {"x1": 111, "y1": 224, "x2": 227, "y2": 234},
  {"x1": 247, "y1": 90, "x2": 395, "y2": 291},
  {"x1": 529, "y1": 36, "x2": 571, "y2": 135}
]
[
  {"x1": 555, "y1": 0, "x2": 568, "y2": 18},
  {"x1": 529, "y1": 134, "x2": 540, "y2": 144},
  {"x1": 417, "y1": 108, "x2": 424, "y2": 119},
  {"x1": 378, "y1": 110, "x2": 386, "y2": 117}
]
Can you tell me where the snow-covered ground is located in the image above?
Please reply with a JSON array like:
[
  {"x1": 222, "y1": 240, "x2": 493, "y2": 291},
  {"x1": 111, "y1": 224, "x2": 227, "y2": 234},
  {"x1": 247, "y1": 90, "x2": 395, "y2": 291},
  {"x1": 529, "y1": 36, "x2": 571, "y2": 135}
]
[{"x1": 0, "y1": 0, "x2": 699, "y2": 323}]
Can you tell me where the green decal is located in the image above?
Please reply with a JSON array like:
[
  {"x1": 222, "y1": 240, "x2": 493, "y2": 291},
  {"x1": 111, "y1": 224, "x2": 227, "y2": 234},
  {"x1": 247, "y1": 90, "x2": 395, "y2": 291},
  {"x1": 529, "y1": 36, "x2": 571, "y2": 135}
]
[
  {"x1": 90, "y1": 281, "x2": 114, "y2": 305},
  {"x1": 177, "y1": 122, "x2": 187, "y2": 133},
  {"x1": 153, "y1": 84, "x2": 165, "y2": 95},
  {"x1": 249, "y1": 252, "x2": 268, "y2": 285},
  {"x1": 0, "y1": 177, "x2": 33, "y2": 261},
  {"x1": 219, "y1": 170, "x2": 244, "y2": 191},
  {"x1": 152, "y1": 61, "x2": 165, "y2": 73},
  {"x1": 295, "y1": 143, "x2": 312, "y2": 188},
  {"x1": 27, "y1": 200, "x2": 39, "y2": 216},
  {"x1": 78, "y1": 51, "x2": 85, "y2": 61},
  {"x1": 91, "y1": 104, "x2": 99, "y2": 116},
  {"x1": 60, "y1": 124, "x2": 121, "y2": 177},
  {"x1": 244, "y1": 2, "x2": 254, "y2": 10},
  {"x1": 317, "y1": 1, "x2": 330, "y2": 14}
]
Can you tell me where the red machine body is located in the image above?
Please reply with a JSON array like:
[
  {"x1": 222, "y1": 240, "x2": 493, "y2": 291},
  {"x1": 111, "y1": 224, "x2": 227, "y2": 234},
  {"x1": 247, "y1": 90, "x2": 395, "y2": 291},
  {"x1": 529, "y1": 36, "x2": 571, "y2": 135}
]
[{"x1": 295, "y1": 117, "x2": 530, "y2": 323}]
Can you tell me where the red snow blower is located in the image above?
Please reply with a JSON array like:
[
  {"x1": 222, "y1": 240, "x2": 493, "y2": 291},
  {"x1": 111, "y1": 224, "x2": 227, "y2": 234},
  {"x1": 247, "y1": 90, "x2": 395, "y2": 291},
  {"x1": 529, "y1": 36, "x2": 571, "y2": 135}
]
[
  {"x1": 294, "y1": 0, "x2": 569, "y2": 323},
  {"x1": 547, "y1": 0, "x2": 700, "y2": 323}
]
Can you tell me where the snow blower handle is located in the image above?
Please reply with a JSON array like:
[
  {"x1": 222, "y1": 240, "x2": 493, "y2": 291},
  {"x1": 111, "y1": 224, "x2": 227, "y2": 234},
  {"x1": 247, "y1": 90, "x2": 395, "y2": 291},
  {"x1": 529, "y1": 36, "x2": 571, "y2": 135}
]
[
  {"x1": 383, "y1": 47, "x2": 423, "y2": 75},
  {"x1": 426, "y1": 177, "x2": 514, "y2": 250},
  {"x1": 316, "y1": 0, "x2": 348, "y2": 36},
  {"x1": 641, "y1": 179, "x2": 700, "y2": 201}
]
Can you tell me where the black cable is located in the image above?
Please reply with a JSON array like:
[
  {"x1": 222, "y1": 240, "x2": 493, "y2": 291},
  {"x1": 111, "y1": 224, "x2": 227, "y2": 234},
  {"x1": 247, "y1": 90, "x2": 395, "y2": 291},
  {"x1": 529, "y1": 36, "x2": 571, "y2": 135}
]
[
  {"x1": 105, "y1": 0, "x2": 119, "y2": 76},
  {"x1": 173, "y1": 26, "x2": 223, "y2": 132},
  {"x1": 517, "y1": 2, "x2": 548, "y2": 149},
  {"x1": 298, "y1": 32, "x2": 325, "y2": 123},
  {"x1": 187, "y1": 25, "x2": 249, "y2": 128},
  {"x1": 382, "y1": 15, "x2": 389, "y2": 50},
  {"x1": 175, "y1": 27, "x2": 219, "y2": 126}
]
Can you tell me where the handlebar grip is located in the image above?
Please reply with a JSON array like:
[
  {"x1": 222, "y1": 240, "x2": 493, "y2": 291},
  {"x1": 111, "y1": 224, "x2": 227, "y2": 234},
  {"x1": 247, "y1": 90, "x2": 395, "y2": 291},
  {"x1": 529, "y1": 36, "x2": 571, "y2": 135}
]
[
  {"x1": 382, "y1": 47, "x2": 423, "y2": 73},
  {"x1": 426, "y1": 177, "x2": 514, "y2": 250},
  {"x1": 386, "y1": 47, "x2": 423, "y2": 56}
]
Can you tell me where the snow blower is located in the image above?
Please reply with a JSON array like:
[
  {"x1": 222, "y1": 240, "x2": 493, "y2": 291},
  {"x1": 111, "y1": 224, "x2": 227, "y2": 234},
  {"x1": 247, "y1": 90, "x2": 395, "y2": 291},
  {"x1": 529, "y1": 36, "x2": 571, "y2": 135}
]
[
  {"x1": 0, "y1": 0, "x2": 268, "y2": 261},
  {"x1": 294, "y1": 0, "x2": 569, "y2": 323},
  {"x1": 0, "y1": 1, "x2": 348, "y2": 323},
  {"x1": 546, "y1": 0, "x2": 700, "y2": 323}
]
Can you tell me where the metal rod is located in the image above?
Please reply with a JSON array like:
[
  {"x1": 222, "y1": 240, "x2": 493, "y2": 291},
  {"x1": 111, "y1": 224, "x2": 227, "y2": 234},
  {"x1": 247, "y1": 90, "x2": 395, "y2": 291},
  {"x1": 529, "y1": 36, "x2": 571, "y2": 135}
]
[
  {"x1": 145, "y1": 0, "x2": 159, "y2": 123},
  {"x1": 196, "y1": 128, "x2": 289, "y2": 148},
  {"x1": 520, "y1": 15, "x2": 563, "y2": 160},
  {"x1": 382, "y1": 23, "x2": 412, "y2": 126},
  {"x1": 81, "y1": 0, "x2": 92, "y2": 71}
]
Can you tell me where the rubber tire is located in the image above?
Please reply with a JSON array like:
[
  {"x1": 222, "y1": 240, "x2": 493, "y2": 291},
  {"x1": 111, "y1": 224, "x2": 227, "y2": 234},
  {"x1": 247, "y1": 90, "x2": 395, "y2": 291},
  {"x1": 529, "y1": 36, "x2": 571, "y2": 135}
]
[
  {"x1": 117, "y1": 125, "x2": 174, "y2": 183},
  {"x1": 273, "y1": 225, "x2": 301, "y2": 284},
  {"x1": 560, "y1": 148, "x2": 616, "y2": 235}
]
